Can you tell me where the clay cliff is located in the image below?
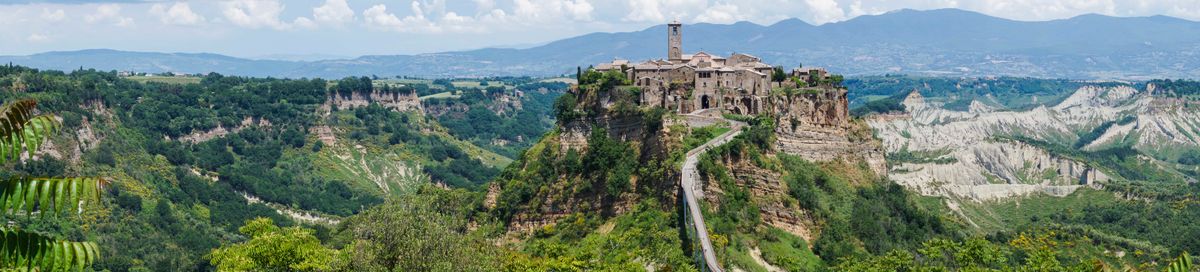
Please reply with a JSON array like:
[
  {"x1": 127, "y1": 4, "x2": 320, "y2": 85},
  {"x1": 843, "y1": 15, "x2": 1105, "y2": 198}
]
[
  {"x1": 697, "y1": 87, "x2": 888, "y2": 241},
  {"x1": 769, "y1": 88, "x2": 887, "y2": 176},
  {"x1": 493, "y1": 85, "x2": 683, "y2": 234},
  {"x1": 323, "y1": 90, "x2": 422, "y2": 113}
]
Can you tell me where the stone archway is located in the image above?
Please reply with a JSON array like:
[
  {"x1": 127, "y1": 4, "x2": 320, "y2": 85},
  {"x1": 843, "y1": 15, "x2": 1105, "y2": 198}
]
[{"x1": 701, "y1": 95, "x2": 711, "y2": 109}]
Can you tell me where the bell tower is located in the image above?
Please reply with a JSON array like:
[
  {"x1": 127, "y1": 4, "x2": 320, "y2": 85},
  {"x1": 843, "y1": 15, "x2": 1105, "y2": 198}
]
[{"x1": 668, "y1": 20, "x2": 682, "y2": 62}]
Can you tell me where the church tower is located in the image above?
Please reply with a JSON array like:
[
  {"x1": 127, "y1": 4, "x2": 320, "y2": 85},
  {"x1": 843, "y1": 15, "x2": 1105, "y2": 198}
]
[{"x1": 668, "y1": 20, "x2": 682, "y2": 62}]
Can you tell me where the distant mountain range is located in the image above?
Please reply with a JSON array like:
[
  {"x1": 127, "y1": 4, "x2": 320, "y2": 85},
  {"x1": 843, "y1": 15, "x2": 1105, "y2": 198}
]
[{"x1": 5, "y1": 8, "x2": 1200, "y2": 79}]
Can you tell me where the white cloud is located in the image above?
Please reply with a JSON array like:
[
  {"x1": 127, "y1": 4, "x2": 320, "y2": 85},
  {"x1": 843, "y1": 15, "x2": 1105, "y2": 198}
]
[
  {"x1": 621, "y1": 0, "x2": 708, "y2": 23},
  {"x1": 509, "y1": 0, "x2": 595, "y2": 22},
  {"x1": 363, "y1": 2, "x2": 488, "y2": 33},
  {"x1": 565, "y1": 0, "x2": 595, "y2": 21},
  {"x1": 313, "y1": 0, "x2": 355, "y2": 25},
  {"x1": 363, "y1": 4, "x2": 428, "y2": 32},
  {"x1": 26, "y1": 33, "x2": 49, "y2": 42},
  {"x1": 474, "y1": 0, "x2": 496, "y2": 15},
  {"x1": 695, "y1": 3, "x2": 743, "y2": 23},
  {"x1": 623, "y1": 0, "x2": 667, "y2": 22},
  {"x1": 221, "y1": 0, "x2": 310, "y2": 30},
  {"x1": 805, "y1": 0, "x2": 847, "y2": 24},
  {"x1": 294, "y1": 17, "x2": 317, "y2": 29},
  {"x1": 85, "y1": 4, "x2": 134, "y2": 27},
  {"x1": 150, "y1": 2, "x2": 205, "y2": 26},
  {"x1": 360, "y1": 0, "x2": 598, "y2": 34},
  {"x1": 40, "y1": 8, "x2": 65, "y2": 23}
]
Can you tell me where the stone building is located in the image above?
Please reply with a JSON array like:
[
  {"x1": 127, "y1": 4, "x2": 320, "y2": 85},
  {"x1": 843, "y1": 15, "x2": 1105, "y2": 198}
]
[{"x1": 595, "y1": 20, "x2": 833, "y2": 115}]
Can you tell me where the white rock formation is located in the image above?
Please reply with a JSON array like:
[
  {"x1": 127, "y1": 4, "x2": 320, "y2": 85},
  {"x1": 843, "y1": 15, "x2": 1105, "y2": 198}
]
[{"x1": 867, "y1": 84, "x2": 1200, "y2": 201}]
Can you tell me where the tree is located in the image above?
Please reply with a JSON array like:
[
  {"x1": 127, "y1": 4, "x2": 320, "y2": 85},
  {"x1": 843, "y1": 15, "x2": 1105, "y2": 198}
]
[
  {"x1": 333, "y1": 194, "x2": 499, "y2": 271},
  {"x1": 210, "y1": 217, "x2": 337, "y2": 271},
  {"x1": 0, "y1": 99, "x2": 107, "y2": 271},
  {"x1": 772, "y1": 66, "x2": 787, "y2": 82}
]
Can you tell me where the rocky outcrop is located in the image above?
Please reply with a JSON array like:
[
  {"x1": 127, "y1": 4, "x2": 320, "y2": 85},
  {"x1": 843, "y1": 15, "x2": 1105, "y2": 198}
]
[
  {"x1": 175, "y1": 117, "x2": 271, "y2": 144},
  {"x1": 889, "y1": 140, "x2": 1106, "y2": 201},
  {"x1": 556, "y1": 87, "x2": 654, "y2": 153},
  {"x1": 239, "y1": 191, "x2": 340, "y2": 225},
  {"x1": 324, "y1": 90, "x2": 421, "y2": 113},
  {"x1": 310, "y1": 125, "x2": 337, "y2": 145},
  {"x1": 557, "y1": 114, "x2": 648, "y2": 153},
  {"x1": 866, "y1": 86, "x2": 1190, "y2": 201},
  {"x1": 769, "y1": 88, "x2": 887, "y2": 176},
  {"x1": 422, "y1": 91, "x2": 524, "y2": 117},
  {"x1": 504, "y1": 87, "x2": 681, "y2": 234},
  {"x1": 704, "y1": 160, "x2": 815, "y2": 241}
]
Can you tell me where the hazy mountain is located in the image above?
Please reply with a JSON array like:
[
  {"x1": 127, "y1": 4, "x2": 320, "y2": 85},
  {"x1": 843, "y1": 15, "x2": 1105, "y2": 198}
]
[{"x1": 5, "y1": 8, "x2": 1200, "y2": 79}]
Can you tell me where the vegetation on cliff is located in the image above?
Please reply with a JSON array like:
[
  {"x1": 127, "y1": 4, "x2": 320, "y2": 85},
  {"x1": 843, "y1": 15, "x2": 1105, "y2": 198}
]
[
  {"x1": 6, "y1": 63, "x2": 1196, "y2": 271},
  {"x1": 0, "y1": 65, "x2": 563, "y2": 270}
]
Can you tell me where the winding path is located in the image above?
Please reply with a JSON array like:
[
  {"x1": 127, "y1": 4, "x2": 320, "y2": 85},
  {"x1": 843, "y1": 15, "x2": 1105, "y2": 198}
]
[{"x1": 681, "y1": 110, "x2": 745, "y2": 272}]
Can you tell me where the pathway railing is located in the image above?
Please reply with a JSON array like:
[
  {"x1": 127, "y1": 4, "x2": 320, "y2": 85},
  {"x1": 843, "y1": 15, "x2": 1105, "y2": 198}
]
[{"x1": 679, "y1": 115, "x2": 744, "y2": 272}]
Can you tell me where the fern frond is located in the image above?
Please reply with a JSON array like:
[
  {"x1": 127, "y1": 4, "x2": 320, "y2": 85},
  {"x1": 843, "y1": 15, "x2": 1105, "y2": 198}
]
[
  {"x1": 0, "y1": 228, "x2": 98, "y2": 271},
  {"x1": 1165, "y1": 252, "x2": 1192, "y2": 272},
  {"x1": 0, "y1": 177, "x2": 106, "y2": 217},
  {"x1": 0, "y1": 100, "x2": 60, "y2": 164}
]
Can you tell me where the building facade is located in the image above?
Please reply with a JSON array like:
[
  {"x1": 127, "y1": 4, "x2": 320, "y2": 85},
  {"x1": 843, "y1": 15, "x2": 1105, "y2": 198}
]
[{"x1": 595, "y1": 21, "x2": 826, "y2": 115}]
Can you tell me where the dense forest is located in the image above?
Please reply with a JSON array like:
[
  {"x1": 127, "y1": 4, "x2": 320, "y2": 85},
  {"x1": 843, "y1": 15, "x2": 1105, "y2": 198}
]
[{"x1": 425, "y1": 81, "x2": 566, "y2": 158}]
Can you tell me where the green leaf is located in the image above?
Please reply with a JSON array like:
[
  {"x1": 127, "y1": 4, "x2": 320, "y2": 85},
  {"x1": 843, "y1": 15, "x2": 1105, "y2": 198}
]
[
  {"x1": 1166, "y1": 252, "x2": 1192, "y2": 272},
  {"x1": 0, "y1": 100, "x2": 60, "y2": 164},
  {"x1": 0, "y1": 228, "x2": 98, "y2": 271},
  {"x1": 0, "y1": 177, "x2": 106, "y2": 217},
  {"x1": 54, "y1": 180, "x2": 66, "y2": 214}
]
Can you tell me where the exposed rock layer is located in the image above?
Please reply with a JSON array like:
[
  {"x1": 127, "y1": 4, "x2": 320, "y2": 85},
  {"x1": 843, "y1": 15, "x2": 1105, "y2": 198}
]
[
  {"x1": 866, "y1": 85, "x2": 1200, "y2": 200},
  {"x1": 324, "y1": 90, "x2": 422, "y2": 113},
  {"x1": 770, "y1": 89, "x2": 887, "y2": 176}
]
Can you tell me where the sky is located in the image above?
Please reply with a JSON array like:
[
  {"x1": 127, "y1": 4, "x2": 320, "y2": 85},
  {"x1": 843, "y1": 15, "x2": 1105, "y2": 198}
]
[{"x1": 2, "y1": 0, "x2": 1199, "y2": 59}]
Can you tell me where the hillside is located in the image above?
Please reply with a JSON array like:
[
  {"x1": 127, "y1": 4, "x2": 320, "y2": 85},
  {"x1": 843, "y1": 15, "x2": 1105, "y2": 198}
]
[
  {"x1": 455, "y1": 68, "x2": 1190, "y2": 271},
  {"x1": 868, "y1": 81, "x2": 1200, "y2": 200},
  {"x1": 5, "y1": 64, "x2": 1196, "y2": 271},
  {"x1": 0, "y1": 66, "x2": 564, "y2": 270},
  {"x1": 7, "y1": 9, "x2": 1200, "y2": 79},
  {"x1": 853, "y1": 77, "x2": 1200, "y2": 269}
]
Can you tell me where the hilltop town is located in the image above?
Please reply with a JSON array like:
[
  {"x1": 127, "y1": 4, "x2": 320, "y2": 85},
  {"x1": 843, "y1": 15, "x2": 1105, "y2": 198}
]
[
  {"x1": 593, "y1": 20, "x2": 845, "y2": 116},
  {"x1": 504, "y1": 20, "x2": 885, "y2": 272}
]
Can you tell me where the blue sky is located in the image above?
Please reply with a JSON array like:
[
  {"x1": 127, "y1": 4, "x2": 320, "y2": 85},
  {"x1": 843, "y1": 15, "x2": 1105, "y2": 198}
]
[{"x1": 2, "y1": 0, "x2": 1199, "y2": 59}]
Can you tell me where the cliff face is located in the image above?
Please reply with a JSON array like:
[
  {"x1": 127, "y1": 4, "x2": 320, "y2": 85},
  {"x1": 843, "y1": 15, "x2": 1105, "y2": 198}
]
[
  {"x1": 324, "y1": 90, "x2": 422, "y2": 113},
  {"x1": 769, "y1": 89, "x2": 887, "y2": 176},
  {"x1": 702, "y1": 159, "x2": 816, "y2": 241},
  {"x1": 496, "y1": 86, "x2": 682, "y2": 234},
  {"x1": 693, "y1": 88, "x2": 887, "y2": 241},
  {"x1": 175, "y1": 117, "x2": 272, "y2": 144},
  {"x1": 888, "y1": 140, "x2": 1105, "y2": 200},
  {"x1": 503, "y1": 114, "x2": 679, "y2": 234},
  {"x1": 867, "y1": 86, "x2": 1174, "y2": 201},
  {"x1": 422, "y1": 92, "x2": 524, "y2": 117},
  {"x1": 557, "y1": 87, "x2": 655, "y2": 153}
]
